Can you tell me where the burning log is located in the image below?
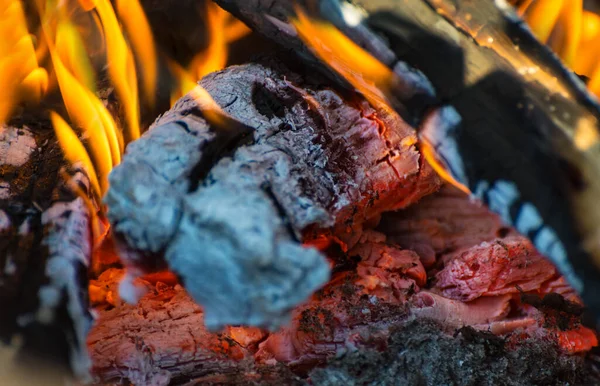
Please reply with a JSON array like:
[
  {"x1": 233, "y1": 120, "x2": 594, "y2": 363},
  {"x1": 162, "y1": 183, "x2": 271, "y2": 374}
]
[
  {"x1": 215, "y1": 0, "x2": 600, "y2": 326},
  {"x1": 0, "y1": 122, "x2": 96, "y2": 381},
  {"x1": 105, "y1": 59, "x2": 441, "y2": 330}
]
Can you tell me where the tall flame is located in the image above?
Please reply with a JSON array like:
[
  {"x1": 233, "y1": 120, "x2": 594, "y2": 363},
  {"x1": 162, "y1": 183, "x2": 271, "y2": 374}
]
[
  {"x1": 0, "y1": 0, "x2": 250, "y2": 246},
  {"x1": 92, "y1": 0, "x2": 140, "y2": 143},
  {"x1": 0, "y1": 1, "x2": 48, "y2": 123},
  {"x1": 116, "y1": 0, "x2": 157, "y2": 108}
]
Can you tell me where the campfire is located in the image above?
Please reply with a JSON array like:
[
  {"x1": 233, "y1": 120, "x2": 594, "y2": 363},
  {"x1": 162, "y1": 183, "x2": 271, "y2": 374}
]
[{"x1": 2, "y1": 0, "x2": 600, "y2": 384}]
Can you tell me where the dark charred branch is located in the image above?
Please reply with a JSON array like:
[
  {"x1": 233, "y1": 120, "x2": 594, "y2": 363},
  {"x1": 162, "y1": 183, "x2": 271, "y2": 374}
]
[
  {"x1": 105, "y1": 59, "x2": 440, "y2": 331},
  {"x1": 214, "y1": 0, "x2": 600, "y2": 325},
  {"x1": 0, "y1": 123, "x2": 95, "y2": 381}
]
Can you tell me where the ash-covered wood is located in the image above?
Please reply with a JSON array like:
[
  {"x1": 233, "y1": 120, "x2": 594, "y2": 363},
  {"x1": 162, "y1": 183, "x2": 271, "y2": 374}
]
[
  {"x1": 0, "y1": 122, "x2": 95, "y2": 381},
  {"x1": 214, "y1": 0, "x2": 600, "y2": 327},
  {"x1": 105, "y1": 59, "x2": 440, "y2": 331}
]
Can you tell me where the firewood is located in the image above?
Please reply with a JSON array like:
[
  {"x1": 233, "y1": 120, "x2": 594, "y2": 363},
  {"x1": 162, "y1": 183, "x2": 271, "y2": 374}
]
[
  {"x1": 0, "y1": 121, "x2": 95, "y2": 381},
  {"x1": 214, "y1": 0, "x2": 600, "y2": 325},
  {"x1": 105, "y1": 59, "x2": 440, "y2": 331}
]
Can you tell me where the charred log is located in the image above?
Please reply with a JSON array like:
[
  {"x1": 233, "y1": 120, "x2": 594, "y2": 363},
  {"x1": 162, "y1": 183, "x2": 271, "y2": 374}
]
[
  {"x1": 89, "y1": 221, "x2": 597, "y2": 385},
  {"x1": 105, "y1": 59, "x2": 440, "y2": 331},
  {"x1": 0, "y1": 122, "x2": 95, "y2": 381}
]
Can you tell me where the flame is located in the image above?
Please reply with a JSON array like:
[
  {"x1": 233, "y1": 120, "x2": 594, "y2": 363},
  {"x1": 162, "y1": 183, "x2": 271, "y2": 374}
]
[
  {"x1": 55, "y1": 9, "x2": 97, "y2": 93},
  {"x1": 0, "y1": 1, "x2": 48, "y2": 122},
  {"x1": 188, "y1": 85, "x2": 230, "y2": 127},
  {"x1": 291, "y1": 7, "x2": 394, "y2": 109},
  {"x1": 516, "y1": 0, "x2": 600, "y2": 97},
  {"x1": 92, "y1": 0, "x2": 140, "y2": 143},
  {"x1": 1, "y1": 1, "x2": 250, "y2": 246},
  {"x1": 51, "y1": 111, "x2": 101, "y2": 198},
  {"x1": 44, "y1": 28, "x2": 116, "y2": 194},
  {"x1": 116, "y1": 0, "x2": 157, "y2": 107},
  {"x1": 171, "y1": 3, "x2": 250, "y2": 103},
  {"x1": 291, "y1": 7, "x2": 471, "y2": 194},
  {"x1": 420, "y1": 140, "x2": 471, "y2": 195}
]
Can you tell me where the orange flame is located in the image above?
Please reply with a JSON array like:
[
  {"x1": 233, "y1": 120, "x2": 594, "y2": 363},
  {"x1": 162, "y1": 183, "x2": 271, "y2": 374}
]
[
  {"x1": 517, "y1": 0, "x2": 600, "y2": 97},
  {"x1": 291, "y1": 7, "x2": 394, "y2": 109},
  {"x1": 171, "y1": 3, "x2": 250, "y2": 103},
  {"x1": 2, "y1": 0, "x2": 250, "y2": 247},
  {"x1": 92, "y1": 0, "x2": 140, "y2": 143},
  {"x1": 116, "y1": 0, "x2": 157, "y2": 107},
  {"x1": 291, "y1": 7, "x2": 471, "y2": 194},
  {"x1": 51, "y1": 111, "x2": 101, "y2": 198},
  {"x1": 0, "y1": 1, "x2": 48, "y2": 123},
  {"x1": 44, "y1": 27, "x2": 117, "y2": 194}
]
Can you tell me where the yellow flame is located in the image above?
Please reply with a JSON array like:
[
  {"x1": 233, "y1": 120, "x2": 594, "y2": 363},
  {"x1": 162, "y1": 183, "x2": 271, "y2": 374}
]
[
  {"x1": 168, "y1": 59, "x2": 198, "y2": 106},
  {"x1": 55, "y1": 14, "x2": 97, "y2": 93},
  {"x1": 420, "y1": 139, "x2": 471, "y2": 195},
  {"x1": 573, "y1": 11, "x2": 600, "y2": 76},
  {"x1": 116, "y1": 0, "x2": 157, "y2": 107},
  {"x1": 291, "y1": 7, "x2": 474, "y2": 194},
  {"x1": 0, "y1": 1, "x2": 48, "y2": 123},
  {"x1": 524, "y1": 0, "x2": 566, "y2": 43},
  {"x1": 188, "y1": 85, "x2": 229, "y2": 127},
  {"x1": 225, "y1": 16, "x2": 251, "y2": 43},
  {"x1": 291, "y1": 7, "x2": 394, "y2": 109},
  {"x1": 517, "y1": 0, "x2": 600, "y2": 98},
  {"x1": 51, "y1": 111, "x2": 101, "y2": 198},
  {"x1": 189, "y1": 3, "x2": 228, "y2": 81},
  {"x1": 549, "y1": 0, "x2": 582, "y2": 67},
  {"x1": 92, "y1": 0, "x2": 140, "y2": 143},
  {"x1": 43, "y1": 22, "x2": 116, "y2": 193},
  {"x1": 170, "y1": 4, "x2": 251, "y2": 105}
]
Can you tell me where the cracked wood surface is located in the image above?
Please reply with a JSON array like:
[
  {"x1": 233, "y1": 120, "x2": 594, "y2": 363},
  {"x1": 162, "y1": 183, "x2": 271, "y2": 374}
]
[{"x1": 105, "y1": 59, "x2": 440, "y2": 331}]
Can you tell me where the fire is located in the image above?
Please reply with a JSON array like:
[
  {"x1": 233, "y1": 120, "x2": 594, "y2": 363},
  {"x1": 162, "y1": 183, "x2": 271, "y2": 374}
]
[
  {"x1": 0, "y1": 0, "x2": 250, "y2": 239},
  {"x1": 291, "y1": 8, "x2": 469, "y2": 193},
  {"x1": 0, "y1": 1, "x2": 48, "y2": 123},
  {"x1": 515, "y1": 0, "x2": 600, "y2": 96},
  {"x1": 171, "y1": 2, "x2": 250, "y2": 102},
  {"x1": 291, "y1": 7, "x2": 394, "y2": 109}
]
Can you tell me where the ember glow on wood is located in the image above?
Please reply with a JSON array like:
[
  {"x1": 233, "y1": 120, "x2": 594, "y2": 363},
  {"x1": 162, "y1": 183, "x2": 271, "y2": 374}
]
[{"x1": 2, "y1": 0, "x2": 600, "y2": 384}]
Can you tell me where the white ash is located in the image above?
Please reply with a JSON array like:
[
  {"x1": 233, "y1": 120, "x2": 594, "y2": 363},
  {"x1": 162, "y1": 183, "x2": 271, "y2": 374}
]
[{"x1": 0, "y1": 125, "x2": 37, "y2": 167}]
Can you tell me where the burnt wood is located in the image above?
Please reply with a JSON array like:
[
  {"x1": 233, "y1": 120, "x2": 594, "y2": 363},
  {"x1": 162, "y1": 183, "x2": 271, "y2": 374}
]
[
  {"x1": 105, "y1": 59, "x2": 440, "y2": 331},
  {"x1": 214, "y1": 0, "x2": 600, "y2": 324}
]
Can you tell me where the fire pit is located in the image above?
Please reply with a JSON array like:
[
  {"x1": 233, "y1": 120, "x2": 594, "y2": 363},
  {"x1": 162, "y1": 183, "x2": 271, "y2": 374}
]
[{"x1": 2, "y1": 0, "x2": 600, "y2": 384}]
